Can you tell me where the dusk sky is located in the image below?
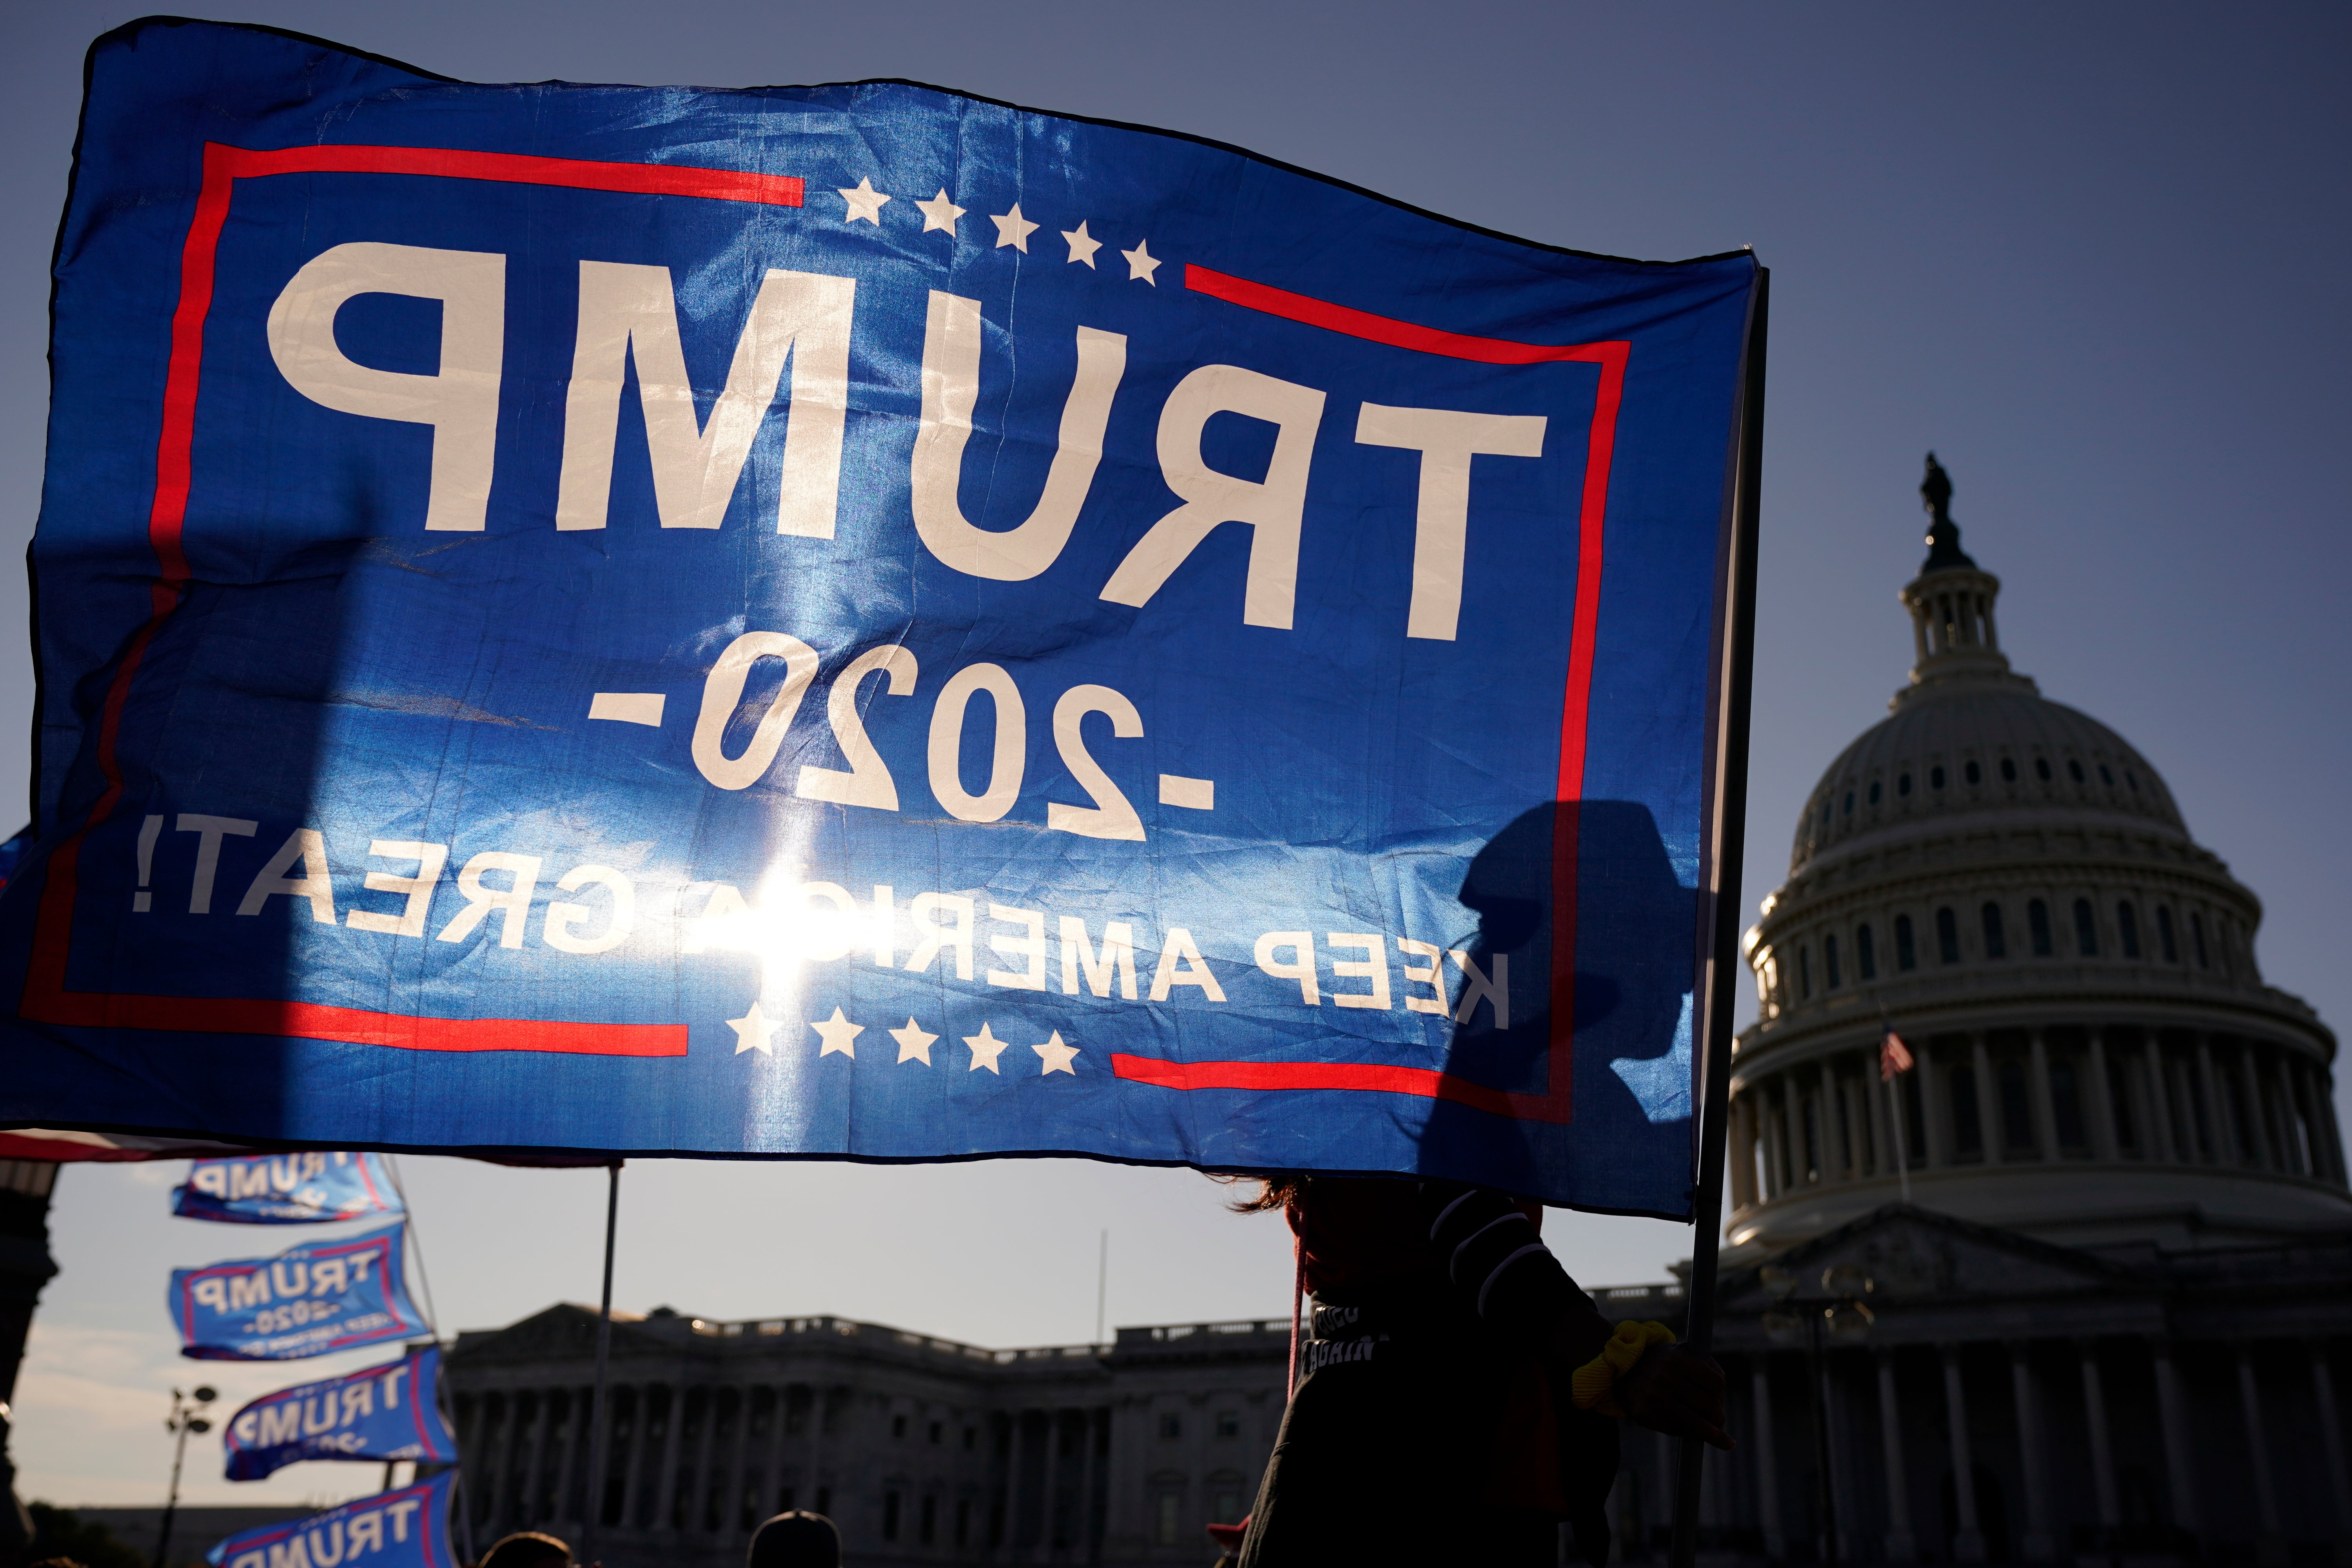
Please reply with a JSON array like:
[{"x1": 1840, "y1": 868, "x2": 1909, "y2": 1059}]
[{"x1": 3, "y1": 0, "x2": 2346, "y2": 1510}]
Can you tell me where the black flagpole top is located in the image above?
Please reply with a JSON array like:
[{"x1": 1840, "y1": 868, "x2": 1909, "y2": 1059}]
[{"x1": 1919, "y1": 451, "x2": 1976, "y2": 572}]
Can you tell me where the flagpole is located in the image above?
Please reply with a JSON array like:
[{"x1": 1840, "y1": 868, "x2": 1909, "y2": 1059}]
[
  {"x1": 579, "y1": 1161, "x2": 622, "y2": 1568},
  {"x1": 1887, "y1": 1071, "x2": 1914, "y2": 1206},
  {"x1": 1669, "y1": 261, "x2": 1769, "y2": 1568}
]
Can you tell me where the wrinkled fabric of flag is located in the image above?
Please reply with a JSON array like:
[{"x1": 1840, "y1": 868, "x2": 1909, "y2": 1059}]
[
  {"x1": 2, "y1": 18, "x2": 1759, "y2": 1214},
  {"x1": 175, "y1": 1151, "x2": 405, "y2": 1223},
  {"x1": 171, "y1": 1221, "x2": 430, "y2": 1360},
  {"x1": 223, "y1": 1347, "x2": 455, "y2": 1481},
  {"x1": 209, "y1": 1472, "x2": 458, "y2": 1568}
]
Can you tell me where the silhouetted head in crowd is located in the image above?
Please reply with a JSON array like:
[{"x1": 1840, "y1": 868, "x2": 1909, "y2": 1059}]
[
  {"x1": 479, "y1": 1531, "x2": 571, "y2": 1568},
  {"x1": 747, "y1": 1511, "x2": 840, "y2": 1568}
]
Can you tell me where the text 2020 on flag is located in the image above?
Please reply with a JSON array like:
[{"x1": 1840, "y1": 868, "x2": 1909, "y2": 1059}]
[{"x1": 1, "y1": 19, "x2": 1761, "y2": 1214}]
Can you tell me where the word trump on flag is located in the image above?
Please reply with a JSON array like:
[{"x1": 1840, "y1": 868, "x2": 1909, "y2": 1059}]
[
  {"x1": 2, "y1": 19, "x2": 1760, "y2": 1213},
  {"x1": 176, "y1": 1151, "x2": 405, "y2": 1224},
  {"x1": 223, "y1": 1347, "x2": 455, "y2": 1481},
  {"x1": 172, "y1": 1222, "x2": 428, "y2": 1361},
  {"x1": 208, "y1": 1472, "x2": 456, "y2": 1568}
]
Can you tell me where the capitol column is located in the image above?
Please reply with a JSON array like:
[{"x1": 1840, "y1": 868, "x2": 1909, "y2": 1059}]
[
  {"x1": 2236, "y1": 1049, "x2": 2279, "y2": 1171},
  {"x1": 2143, "y1": 1040, "x2": 2179, "y2": 1163},
  {"x1": 1971, "y1": 1037, "x2": 2002, "y2": 1165},
  {"x1": 2075, "y1": 1344, "x2": 2122, "y2": 1551},
  {"x1": 515, "y1": 1394, "x2": 547, "y2": 1528},
  {"x1": 1918, "y1": 1047, "x2": 1951, "y2": 1169},
  {"x1": 2085, "y1": 1028, "x2": 2120, "y2": 1161},
  {"x1": 652, "y1": 1385, "x2": 688, "y2": 1531},
  {"x1": 724, "y1": 1387, "x2": 755, "y2": 1532},
  {"x1": 1751, "y1": 1360, "x2": 1786, "y2": 1561},
  {"x1": 1873, "y1": 1350, "x2": 1915, "y2": 1561},
  {"x1": 1940, "y1": 1345, "x2": 1985, "y2": 1562},
  {"x1": 2183, "y1": 1044, "x2": 2220, "y2": 1166},
  {"x1": 2308, "y1": 1343, "x2": 2352, "y2": 1544},
  {"x1": 2235, "y1": 1348, "x2": 2288, "y2": 1565},
  {"x1": 2150, "y1": 1341, "x2": 2201, "y2": 1544},
  {"x1": 2027, "y1": 1031, "x2": 2060, "y2": 1161},
  {"x1": 1730, "y1": 1096, "x2": 1759, "y2": 1210},
  {"x1": 548, "y1": 1388, "x2": 581, "y2": 1528},
  {"x1": 2005, "y1": 1345, "x2": 2055, "y2": 1560}
]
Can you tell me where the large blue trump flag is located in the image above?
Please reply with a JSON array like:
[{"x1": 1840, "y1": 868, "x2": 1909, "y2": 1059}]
[
  {"x1": 4, "y1": 20, "x2": 1759, "y2": 1213},
  {"x1": 224, "y1": 1347, "x2": 455, "y2": 1481},
  {"x1": 172, "y1": 1221, "x2": 429, "y2": 1360}
]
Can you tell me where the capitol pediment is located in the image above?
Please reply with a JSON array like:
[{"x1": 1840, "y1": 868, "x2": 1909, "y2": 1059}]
[
  {"x1": 1719, "y1": 1203, "x2": 2133, "y2": 1311},
  {"x1": 450, "y1": 1302, "x2": 658, "y2": 1363}
]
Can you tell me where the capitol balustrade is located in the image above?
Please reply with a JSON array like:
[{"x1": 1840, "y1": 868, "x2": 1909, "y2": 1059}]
[{"x1": 1751, "y1": 955, "x2": 2327, "y2": 1033}]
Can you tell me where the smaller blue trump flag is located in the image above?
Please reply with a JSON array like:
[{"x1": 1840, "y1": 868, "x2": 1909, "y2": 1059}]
[
  {"x1": 171, "y1": 1221, "x2": 428, "y2": 1360},
  {"x1": 224, "y1": 1346, "x2": 454, "y2": 1481},
  {"x1": 208, "y1": 1472, "x2": 457, "y2": 1568},
  {"x1": 175, "y1": 1151, "x2": 404, "y2": 1224}
]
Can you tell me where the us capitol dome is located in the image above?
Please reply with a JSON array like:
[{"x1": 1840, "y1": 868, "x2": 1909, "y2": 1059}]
[{"x1": 1726, "y1": 456, "x2": 2349, "y2": 1260}]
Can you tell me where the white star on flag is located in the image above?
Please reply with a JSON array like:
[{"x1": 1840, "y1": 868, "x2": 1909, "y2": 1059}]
[
  {"x1": 916, "y1": 189, "x2": 965, "y2": 235},
  {"x1": 1062, "y1": 221, "x2": 1102, "y2": 268},
  {"x1": 991, "y1": 204, "x2": 1038, "y2": 252},
  {"x1": 837, "y1": 178, "x2": 891, "y2": 225},
  {"x1": 890, "y1": 1018, "x2": 938, "y2": 1065},
  {"x1": 1121, "y1": 239, "x2": 1161, "y2": 285},
  {"x1": 810, "y1": 1007, "x2": 864, "y2": 1058},
  {"x1": 726, "y1": 1002, "x2": 779, "y2": 1055},
  {"x1": 1034, "y1": 1031, "x2": 1079, "y2": 1075},
  {"x1": 963, "y1": 1023, "x2": 1011, "y2": 1074}
]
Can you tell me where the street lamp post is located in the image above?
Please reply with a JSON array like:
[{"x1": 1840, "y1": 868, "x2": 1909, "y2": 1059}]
[
  {"x1": 1762, "y1": 1265, "x2": 1878, "y2": 1568},
  {"x1": 154, "y1": 1385, "x2": 217, "y2": 1568}
]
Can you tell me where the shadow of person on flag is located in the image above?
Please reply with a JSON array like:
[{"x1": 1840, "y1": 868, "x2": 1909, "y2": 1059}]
[{"x1": 1421, "y1": 799, "x2": 1697, "y2": 1205}]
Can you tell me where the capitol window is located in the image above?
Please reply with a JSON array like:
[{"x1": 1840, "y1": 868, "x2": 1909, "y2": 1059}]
[
  {"x1": 1159, "y1": 1413, "x2": 1182, "y2": 1440},
  {"x1": 2099, "y1": 763, "x2": 2114, "y2": 785},
  {"x1": 1869, "y1": 780, "x2": 1882, "y2": 805},
  {"x1": 883, "y1": 1490, "x2": 902, "y2": 1542},
  {"x1": 1982, "y1": 902, "x2": 2006, "y2": 958},
  {"x1": 1857, "y1": 923, "x2": 1877, "y2": 980},
  {"x1": 2000, "y1": 757, "x2": 2018, "y2": 782},
  {"x1": 2069, "y1": 758, "x2": 2086, "y2": 782},
  {"x1": 2029, "y1": 899, "x2": 2054, "y2": 956},
  {"x1": 1894, "y1": 914, "x2": 1917, "y2": 970},
  {"x1": 2157, "y1": 906, "x2": 2180, "y2": 963},
  {"x1": 1935, "y1": 907, "x2": 1960, "y2": 964},
  {"x1": 1155, "y1": 1491, "x2": 1182, "y2": 1546},
  {"x1": 2118, "y1": 901, "x2": 2142, "y2": 959},
  {"x1": 1843, "y1": 791, "x2": 1854, "y2": 815},
  {"x1": 1965, "y1": 760, "x2": 1982, "y2": 785},
  {"x1": 1798, "y1": 947, "x2": 1813, "y2": 998},
  {"x1": 1216, "y1": 1409, "x2": 1241, "y2": 1437},
  {"x1": 1825, "y1": 934, "x2": 1842, "y2": 988},
  {"x1": 2191, "y1": 911, "x2": 2210, "y2": 967},
  {"x1": 1931, "y1": 765, "x2": 1946, "y2": 789},
  {"x1": 2035, "y1": 757, "x2": 2052, "y2": 781},
  {"x1": 1898, "y1": 772, "x2": 1912, "y2": 796},
  {"x1": 2074, "y1": 898, "x2": 2100, "y2": 956}
]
